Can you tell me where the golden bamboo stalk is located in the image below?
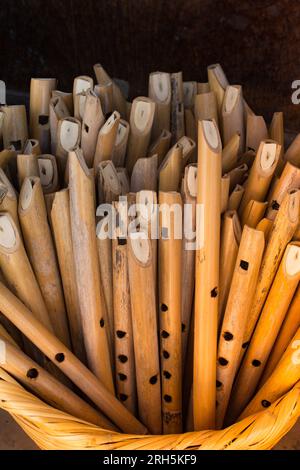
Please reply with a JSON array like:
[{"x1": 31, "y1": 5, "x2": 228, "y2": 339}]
[
  {"x1": 246, "y1": 114, "x2": 268, "y2": 152},
  {"x1": 194, "y1": 92, "x2": 218, "y2": 124},
  {"x1": 269, "y1": 111, "x2": 284, "y2": 173},
  {"x1": 158, "y1": 143, "x2": 182, "y2": 192},
  {"x1": 222, "y1": 85, "x2": 244, "y2": 153},
  {"x1": 227, "y1": 184, "x2": 244, "y2": 211},
  {"x1": 17, "y1": 153, "x2": 39, "y2": 188},
  {"x1": 285, "y1": 133, "x2": 300, "y2": 167},
  {"x1": 222, "y1": 132, "x2": 240, "y2": 174},
  {"x1": 148, "y1": 129, "x2": 172, "y2": 166},
  {"x1": 94, "y1": 111, "x2": 120, "y2": 169},
  {"x1": 177, "y1": 136, "x2": 196, "y2": 167},
  {"x1": 240, "y1": 200, "x2": 268, "y2": 228},
  {"x1": 184, "y1": 109, "x2": 197, "y2": 147},
  {"x1": 227, "y1": 163, "x2": 248, "y2": 191},
  {"x1": 221, "y1": 174, "x2": 230, "y2": 213},
  {"x1": 267, "y1": 161, "x2": 300, "y2": 220},
  {"x1": 81, "y1": 91, "x2": 105, "y2": 167},
  {"x1": 112, "y1": 119, "x2": 130, "y2": 167},
  {"x1": 94, "y1": 82, "x2": 113, "y2": 115},
  {"x1": 207, "y1": 63, "x2": 229, "y2": 114},
  {"x1": 52, "y1": 89, "x2": 73, "y2": 115}
]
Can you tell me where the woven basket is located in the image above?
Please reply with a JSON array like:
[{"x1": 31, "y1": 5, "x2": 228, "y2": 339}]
[{"x1": 0, "y1": 368, "x2": 299, "y2": 450}]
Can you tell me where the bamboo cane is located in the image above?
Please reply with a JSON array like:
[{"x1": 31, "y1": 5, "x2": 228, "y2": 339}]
[
  {"x1": 239, "y1": 140, "x2": 281, "y2": 216},
  {"x1": 227, "y1": 184, "x2": 244, "y2": 211},
  {"x1": 49, "y1": 96, "x2": 70, "y2": 154},
  {"x1": 0, "y1": 336, "x2": 115, "y2": 430},
  {"x1": 51, "y1": 189, "x2": 86, "y2": 363},
  {"x1": 240, "y1": 200, "x2": 268, "y2": 228},
  {"x1": 177, "y1": 136, "x2": 196, "y2": 167},
  {"x1": 97, "y1": 160, "x2": 122, "y2": 204},
  {"x1": 218, "y1": 211, "x2": 242, "y2": 328},
  {"x1": 94, "y1": 111, "x2": 121, "y2": 169},
  {"x1": 222, "y1": 132, "x2": 240, "y2": 174},
  {"x1": 37, "y1": 154, "x2": 59, "y2": 194},
  {"x1": 194, "y1": 92, "x2": 218, "y2": 125},
  {"x1": 69, "y1": 149, "x2": 113, "y2": 391},
  {"x1": 256, "y1": 217, "x2": 273, "y2": 241},
  {"x1": 267, "y1": 161, "x2": 300, "y2": 220},
  {"x1": 207, "y1": 64, "x2": 229, "y2": 114},
  {"x1": 269, "y1": 112, "x2": 284, "y2": 173},
  {"x1": 246, "y1": 114, "x2": 268, "y2": 152},
  {"x1": 285, "y1": 133, "x2": 300, "y2": 167},
  {"x1": 149, "y1": 72, "x2": 171, "y2": 140},
  {"x1": 94, "y1": 82, "x2": 113, "y2": 116},
  {"x1": 183, "y1": 81, "x2": 197, "y2": 109},
  {"x1": 131, "y1": 154, "x2": 157, "y2": 192},
  {"x1": 194, "y1": 119, "x2": 222, "y2": 430},
  {"x1": 159, "y1": 191, "x2": 182, "y2": 434},
  {"x1": 222, "y1": 85, "x2": 244, "y2": 153},
  {"x1": 73, "y1": 76, "x2": 93, "y2": 120},
  {"x1": 116, "y1": 167, "x2": 130, "y2": 195},
  {"x1": 0, "y1": 169, "x2": 19, "y2": 231},
  {"x1": 239, "y1": 328, "x2": 300, "y2": 420},
  {"x1": 17, "y1": 153, "x2": 39, "y2": 188},
  {"x1": 148, "y1": 129, "x2": 172, "y2": 166},
  {"x1": 242, "y1": 190, "x2": 299, "y2": 348},
  {"x1": 261, "y1": 284, "x2": 300, "y2": 384},
  {"x1": 93, "y1": 64, "x2": 127, "y2": 118},
  {"x1": 230, "y1": 242, "x2": 300, "y2": 420},
  {"x1": 127, "y1": 233, "x2": 161, "y2": 434},
  {"x1": 158, "y1": 143, "x2": 182, "y2": 192},
  {"x1": 216, "y1": 226, "x2": 264, "y2": 428},
  {"x1": 197, "y1": 82, "x2": 210, "y2": 94},
  {"x1": 56, "y1": 117, "x2": 81, "y2": 178},
  {"x1": 181, "y1": 166, "x2": 197, "y2": 368},
  {"x1": 18, "y1": 177, "x2": 71, "y2": 347},
  {"x1": 112, "y1": 203, "x2": 137, "y2": 415},
  {"x1": 1, "y1": 105, "x2": 28, "y2": 152},
  {"x1": 0, "y1": 281, "x2": 147, "y2": 434},
  {"x1": 52, "y1": 89, "x2": 73, "y2": 115},
  {"x1": 184, "y1": 109, "x2": 197, "y2": 148},
  {"x1": 30, "y1": 78, "x2": 57, "y2": 152},
  {"x1": 227, "y1": 163, "x2": 248, "y2": 192},
  {"x1": 81, "y1": 91, "x2": 105, "y2": 167},
  {"x1": 112, "y1": 119, "x2": 130, "y2": 167},
  {"x1": 221, "y1": 175, "x2": 230, "y2": 214},
  {"x1": 126, "y1": 97, "x2": 155, "y2": 174},
  {"x1": 171, "y1": 72, "x2": 185, "y2": 143}
]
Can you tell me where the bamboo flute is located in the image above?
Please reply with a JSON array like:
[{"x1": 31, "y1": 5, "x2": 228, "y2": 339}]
[
  {"x1": 69, "y1": 149, "x2": 113, "y2": 391},
  {"x1": 17, "y1": 153, "x2": 39, "y2": 188},
  {"x1": 231, "y1": 242, "x2": 300, "y2": 420},
  {"x1": 112, "y1": 203, "x2": 137, "y2": 414},
  {"x1": 242, "y1": 190, "x2": 299, "y2": 348},
  {"x1": 227, "y1": 184, "x2": 244, "y2": 211},
  {"x1": 0, "y1": 281, "x2": 147, "y2": 434},
  {"x1": 239, "y1": 328, "x2": 300, "y2": 420},
  {"x1": 269, "y1": 112, "x2": 284, "y2": 173},
  {"x1": 177, "y1": 136, "x2": 196, "y2": 167},
  {"x1": 184, "y1": 109, "x2": 197, "y2": 147},
  {"x1": 148, "y1": 72, "x2": 171, "y2": 139},
  {"x1": 37, "y1": 154, "x2": 59, "y2": 194},
  {"x1": 73, "y1": 76, "x2": 93, "y2": 120},
  {"x1": 256, "y1": 217, "x2": 273, "y2": 241},
  {"x1": 116, "y1": 168, "x2": 130, "y2": 195},
  {"x1": 227, "y1": 163, "x2": 248, "y2": 192},
  {"x1": 238, "y1": 140, "x2": 281, "y2": 216},
  {"x1": 207, "y1": 64, "x2": 229, "y2": 114},
  {"x1": 285, "y1": 133, "x2": 300, "y2": 167},
  {"x1": 1, "y1": 105, "x2": 28, "y2": 152},
  {"x1": 112, "y1": 119, "x2": 130, "y2": 167},
  {"x1": 159, "y1": 191, "x2": 182, "y2": 434},
  {"x1": 194, "y1": 92, "x2": 218, "y2": 125},
  {"x1": 170, "y1": 72, "x2": 185, "y2": 142},
  {"x1": 197, "y1": 82, "x2": 210, "y2": 94},
  {"x1": 222, "y1": 85, "x2": 244, "y2": 153},
  {"x1": 52, "y1": 89, "x2": 73, "y2": 115},
  {"x1": 29, "y1": 78, "x2": 57, "y2": 152},
  {"x1": 158, "y1": 143, "x2": 182, "y2": 192},
  {"x1": 81, "y1": 91, "x2": 105, "y2": 167},
  {"x1": 51, "y1": 189, "x2": 86, "y2": 363},
  {"x1": 94, "y1": 82, "x2": 113, "y2": 116},
  {"x1": 127, "y1": 233, "x2": 162, "y2": 434},
  {"x1": 0, "y1": 336, "x2": 115, "y2": 430},
  {"x1": 49, "y1": 96, "x2": 69, "y2": 154},
  {"x1": 267, "y1": 161, "x2": 300, "y2": 220},
  {"x1": 131, "y1": 154, "x2": 157, "y2": 192},
  {"x1": 148, "y1": 129, "x2": 172, "y2": 166},
  {"x1": 96, "y1": 216, "x2": 114, "y2": 357},
  {"x1": 240, "y1": 200, "x2": 268, "y2": 228},
  {"x1": 94, "y1": 111, "x2": 121, "y2": 169},
  {"x1": 181, "y1": 166, "x2": 197, "y2": 367},
  {"x1": 246, "y1": 114, "x2": 268, "y2": 152},
  {"x1": 0, "y1": 169, "x2": 19, "y2": 231},
  {"x1": 261, "y1": 284, "x2": 300, "y2": 384},
  {"x1": 183, "y1": 81, "x2": 197, "y2": 109},
  {"x1": 93, "y1": 64, "x2": 127, "y2": 118},
  {"x1": 218, "y1": 211, "x2": 241, "y2": 328},
  {"x1": 126, "y1": 97, "x2": 155, "y2": 174},
  {"x1": 221, "y1": 174, "x2": 230, "y2": 213},
  {"x1": 222, "y1": 132, "x2": 240, "y2": 174},
  {"x1": 97, "y1": 160, "x2": 122, "y2": 204},
  {"x1": 18, "y1": 177, "x2": 71, "y2": 348},
  {"x1": 216, "y1": 226, "x2": 264, "y2": 428},
  {"x1": 56, "y1": 117, "x2": 81, "y2": 178},
  {"x1": 194, "y1": 119, "x2": 222, "y2": 430}
]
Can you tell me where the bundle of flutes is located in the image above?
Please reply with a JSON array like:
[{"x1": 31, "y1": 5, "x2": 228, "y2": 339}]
[{"x1": 0, "y1": 62, "x2": 299, "y2": 439}]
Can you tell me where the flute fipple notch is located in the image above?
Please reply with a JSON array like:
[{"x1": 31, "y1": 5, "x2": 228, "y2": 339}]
[
  {"x1": 117, "y1": 237, "x2": 127, "y2": 246},
  {"x1": 10, "y1": 140, "x2": 22, "y2": 151},
  {"x1": 26, "y1": 368, "x2": 39, "y2": 379}
]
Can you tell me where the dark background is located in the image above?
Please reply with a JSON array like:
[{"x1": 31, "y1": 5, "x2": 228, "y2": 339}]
[{"x1": 1, "y1": 0, "x2": 300, "y2": 129}]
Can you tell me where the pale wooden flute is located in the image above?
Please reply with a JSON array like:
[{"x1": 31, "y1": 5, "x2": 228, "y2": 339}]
[
  {"x1": 0, "y1": 281, "x2": 147, "y2": 434},
  {"x1": 97, "y1": 160, "x2": 122, "y2": 204},
  {"x1": 30, "y1": 78, "x2": 57, "y2": 152},
  {"x1": 112, "y1": 119, "x2": 130, "y2": 167},
  {"x1": 183, "y1": 81, "x2": 197, "y2": 109},
  {"x1": 49, "y1": 95, "x2": 70, "y2": 154},
  {"x1": 81, "y1": 91, "x2": 105, "y2": 167},
  {"x1": 148, "y1": 129, "x2": 172, "y2": 166},
  {"x1": 158, "y1": 143, "x2": 182, "y2": 192},
  {"x1": 131, "y1": 154, "x2": 157, "y2": 192},
  {"x1": 94, "y1": 82, "x2": 113, "y2": 116},
  {"x1": 246, "y1": 114, "x2": 268, "y2": 152},
  {"x1": 73, "y1": 75, "x2": 93, "y2": 120},
  {"x1": 285, "y1": 133, "x2": 300, "y2": 167},
  {"x1": 56, "y1": 117, "x2": 81, "y2": 177},
  {"x1": 1, "y1": 105, "x2": 28, "y2": 152},
  {"x1": 19, "y1": 177, "x2": 71, "y2": 348},
  {"x1": 93, "y1": 63, "x2": 127, "y2": 118},
  {"x1": 194, "y1": 119, "x2": 222, "y2": 430},
  {"x1": 37, "y1": 154, "x2": 59, "y2": 194},
  {"x1": 149, "y1": 72, "x2": 171, "y2": 140},
  {"x1": 227, "y1": 184, "x2": 244, "y2": 211},
  {"x1": 69, "y1": 149, "x2": 113, "y2": 392},
  {"x1": 94, "y1": 111, "x2": 121, "y2": 169},
  {"x1": 222, "y1": 85, "x2": 244, "y2": 153},
  {"x1": 207, "y1": 64, "x2": 229, "y2": 114},
  {"x1": 127, "y1": 233, "x2": 162, "y2": 434},
  {"x1": 216, "y1": 226, "x2": 264, "y2": 428},
  {"x1": 267, "y1": 161, "x2": 300, "y2": 220},
  {"x1": 194, "y1": 92, "x2": 218, "y2": 125},
  {"x1": 222, "y1": 132, "x2": 240, "y2": 174}
]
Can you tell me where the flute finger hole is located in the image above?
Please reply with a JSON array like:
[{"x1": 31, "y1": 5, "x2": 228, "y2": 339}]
[
  {"x1": 118, "y1": 373, "x2": 127, "y2": 381},
  {"x1": 271, "y1": 200, "x2": 280, "y2": 211},
  {"x1": 116, "y1": 330, "x2": 126, "y2": 338},
  {"x1": 216, "y1": 380, "x2": 223, "y2": 388},
  {"x1": 55, "y1": 353, "x2": 65, "y2": 363},
  {"x1": 84, "y1": 124, "x2": 89, "y2": 133},
  {"x1": 211, "y1": 287, "x2": 218, "y2": 298},
  {"x1": 149, "y1": 375, "x2": 158, "y2": 385},
  {"x1": 261, "y1": 399, "x2": 271, "y2": 408},
  {"x1": 164, "y1": 394, "x2": 172, "y2": 403},
  {"x1": 161, "y1": 303, "x2": 168, "y2": 312},
  {"x1": 252, "y1": 359, "x2": 261, "y2": 367},
  {"x1": 119, "y1": 393, "x2": 128, "y2": 402},
  {"x1": 223, "y1": 331, "x2": 234, "y2": 341},
  {"x1": 242, "y1": 341, "x2": 250, "y2": 349},
  {"x1": 161, "y1": 330, "x2": 169, "y2": 338},
  {"x1": 39, "y1": 115, "x2": 49, "y2": 125},
  {"x1": 26, "y1": 368, "x2": 39, "y2": 379},
  {"x1": 218, "y1": 357, "x2": 228, "y2": 366},
  {"x1": 163, "y1": 350, "x2": 170, "y2": 359},
  {"x1": 118, "y1": 354, "x2": 128, "y2": 363},
  {"x1": 163, "y1": 370, "x2": 172, "y2": 379},
  {"x1": 118, "y1": 238, "x2": 127, "y2": 245},
  {"x1": 100, "y1": 318, "x2": 105, "y2": 328},
  {"x1": 181, "y1": 323, "x2": 186, "y2": 332},
  {"x1": 239, "y1": 260, "x2": 249, "y2": 271}
]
